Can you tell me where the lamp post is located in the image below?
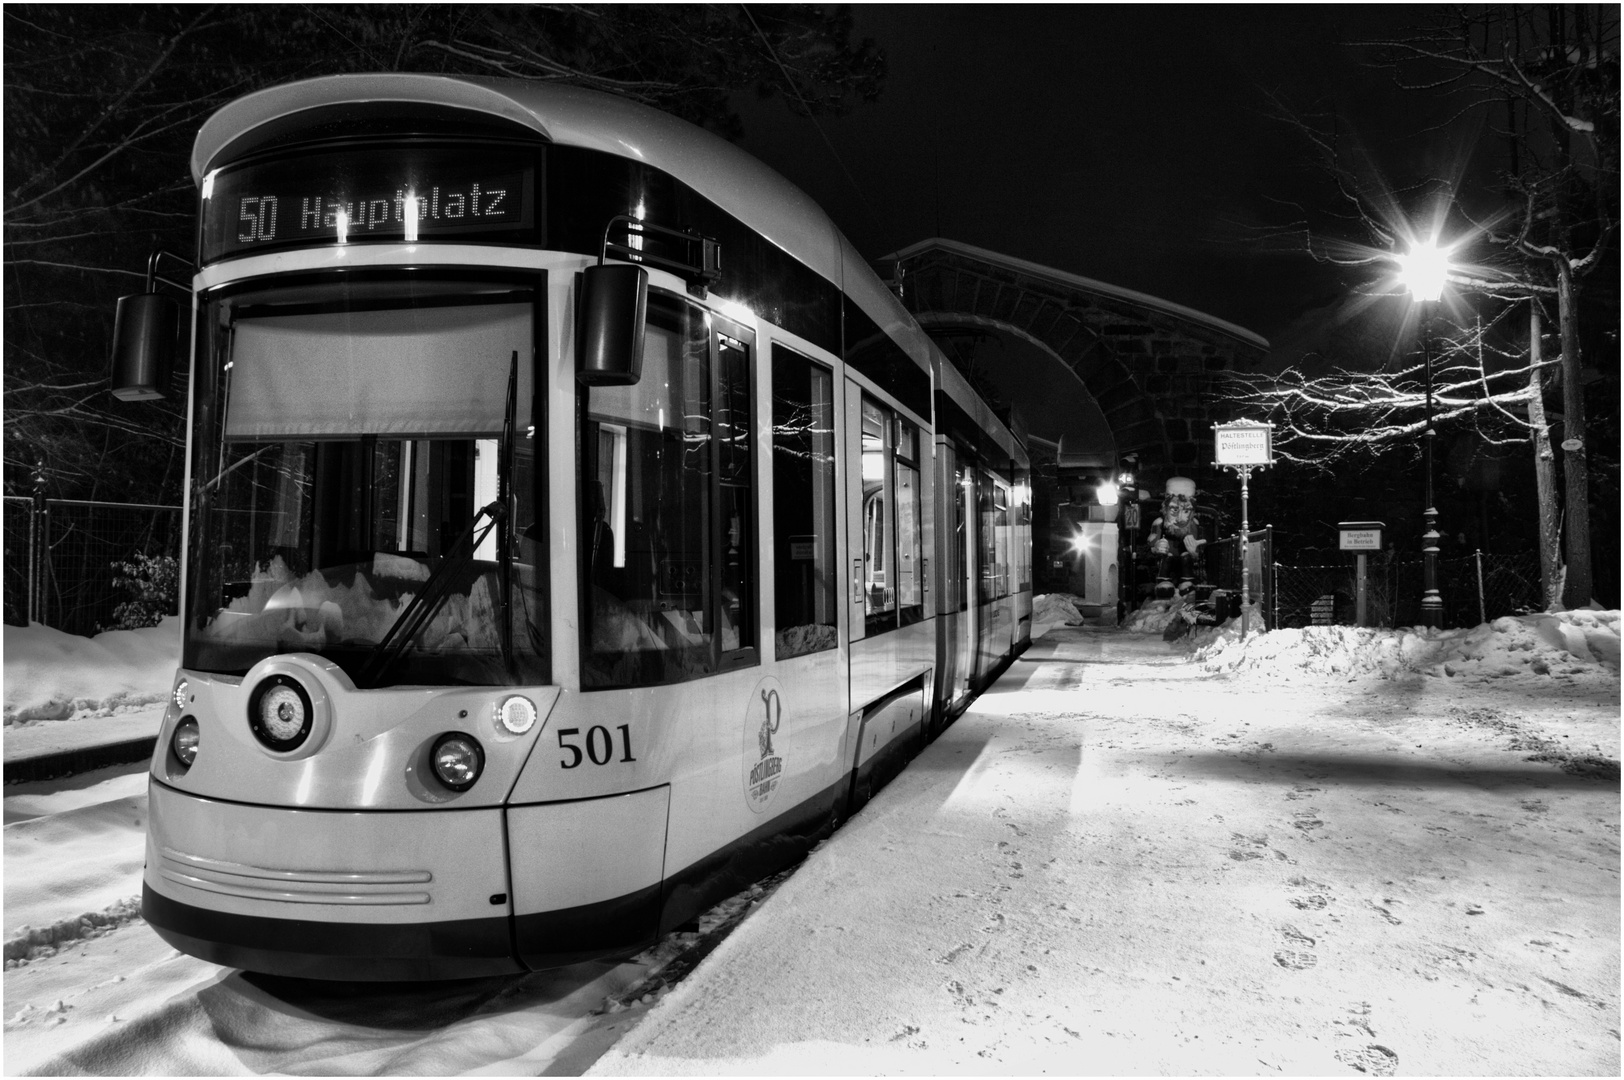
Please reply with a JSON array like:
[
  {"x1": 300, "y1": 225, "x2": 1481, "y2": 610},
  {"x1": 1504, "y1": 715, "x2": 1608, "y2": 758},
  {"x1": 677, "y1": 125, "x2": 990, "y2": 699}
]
[{"x1": 1396, "y1": 241, "x2": 1449, "y2": 629}]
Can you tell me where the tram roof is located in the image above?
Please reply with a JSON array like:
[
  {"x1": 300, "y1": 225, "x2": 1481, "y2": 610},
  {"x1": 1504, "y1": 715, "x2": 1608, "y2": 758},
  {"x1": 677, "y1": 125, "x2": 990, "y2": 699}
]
[
  {"x1": 193, "y1": 73, "x2": 941, "y2": 404},
  {"x1": 192, "y1": 75, "x2": 1010, "y2": 452},
  {"x1": 195, "y1": 74, "x2": 853, "y2": 291}
]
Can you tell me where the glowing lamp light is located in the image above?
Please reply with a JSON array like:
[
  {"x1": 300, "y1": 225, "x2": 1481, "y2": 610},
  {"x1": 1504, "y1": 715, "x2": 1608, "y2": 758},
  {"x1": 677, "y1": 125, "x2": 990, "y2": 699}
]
[
  {"x1": 1096, "y1": 481, "x2": 1120, "y2": 507},
  {"x1": 1397, "y1": 242, "x2": 1450, "y2": 302},
  {"x1": 335, "y1": 208, "x2": 349, "y2": 244},
  {"x1": 404, "y1": 193, "x2": 419, "y2": 243}
]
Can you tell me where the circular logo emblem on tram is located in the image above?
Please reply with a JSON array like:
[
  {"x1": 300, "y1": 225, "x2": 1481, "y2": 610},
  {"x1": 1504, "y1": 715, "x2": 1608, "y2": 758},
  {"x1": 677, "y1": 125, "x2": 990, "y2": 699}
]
[{"x1": 742, "y1": 676, "x2": 787, "y2": 814}]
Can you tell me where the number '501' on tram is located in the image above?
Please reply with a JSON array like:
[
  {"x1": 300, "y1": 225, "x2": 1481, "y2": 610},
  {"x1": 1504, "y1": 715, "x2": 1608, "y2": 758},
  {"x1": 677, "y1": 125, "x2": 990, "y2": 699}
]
[{"x1": 109, "y1": 74, "x2": 1033, "y2": 979}]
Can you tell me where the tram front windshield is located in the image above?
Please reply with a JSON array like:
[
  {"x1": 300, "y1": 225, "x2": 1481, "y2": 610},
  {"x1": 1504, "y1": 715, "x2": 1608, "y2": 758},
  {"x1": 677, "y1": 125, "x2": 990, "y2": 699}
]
[{"x1": 183, "y1": 277, "x2": 546, "y2": 687}]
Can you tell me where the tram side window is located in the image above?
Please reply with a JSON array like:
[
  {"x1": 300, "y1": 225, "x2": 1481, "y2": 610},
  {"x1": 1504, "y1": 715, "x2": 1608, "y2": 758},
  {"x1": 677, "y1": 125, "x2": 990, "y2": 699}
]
[
  {"x1": 771, "y1": 347, "x2": 838, "y2": 658},
  {"x1": 952, "y1": 459, "x2": 970, "y2": 614},
  {"x1": 977, "y1": 469, "x2": 1010, "y2": 603},
  {"x1": 1014, "y1": 470, "x2": 1033, "y2": 593},
  {"x1": 581, "y1": 296, "x2": 756, "y2": 688},
  {"x1": 994, "y1": 475, "x2": 1012, "y2": 599},
  {"x1": 860, "y1": 396, "x2": 896, "y2": 634},
  {"x1": 894, "y1": 417, "x2": 923, "y2": 625}
]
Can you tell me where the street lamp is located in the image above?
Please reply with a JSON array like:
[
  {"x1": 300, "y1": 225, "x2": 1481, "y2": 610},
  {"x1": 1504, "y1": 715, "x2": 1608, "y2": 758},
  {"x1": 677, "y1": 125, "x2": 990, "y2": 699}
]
[{"x1": 1399, "y1": 240, "x2": 1450, "y2": 628}]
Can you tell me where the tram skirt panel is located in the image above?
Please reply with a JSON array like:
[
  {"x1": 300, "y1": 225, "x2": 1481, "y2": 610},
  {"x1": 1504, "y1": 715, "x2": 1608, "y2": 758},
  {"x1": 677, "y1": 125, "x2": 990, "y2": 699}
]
[{"x1": 508, "y1": 785, "x2": 671, "y2": 969}]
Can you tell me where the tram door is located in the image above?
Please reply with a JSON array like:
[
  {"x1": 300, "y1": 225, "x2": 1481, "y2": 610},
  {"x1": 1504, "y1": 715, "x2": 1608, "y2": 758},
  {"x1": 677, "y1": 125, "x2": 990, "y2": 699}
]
[{"x1": 955, "y1": 456, "x2": 978, "y2": 701}]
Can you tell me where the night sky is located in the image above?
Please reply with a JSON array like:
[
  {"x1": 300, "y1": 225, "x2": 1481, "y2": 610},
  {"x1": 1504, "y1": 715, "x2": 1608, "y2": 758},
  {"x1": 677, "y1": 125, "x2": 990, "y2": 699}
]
[{"x1": 731, "y1": 5, "x2": 1459, "y2": 344}]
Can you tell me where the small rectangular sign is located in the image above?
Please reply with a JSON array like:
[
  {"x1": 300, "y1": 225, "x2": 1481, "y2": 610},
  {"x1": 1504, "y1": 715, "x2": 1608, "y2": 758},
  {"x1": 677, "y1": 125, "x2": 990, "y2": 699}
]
[
  {"x1": 1213, "y1": 422, "x2": 1273, "y2": 465},
  {"x1": 1339, "y1": 527, "x2": 1382, "y2": 551},
  {"x1": 789, "y1": 536, "x2": 817, "y2": 560}
]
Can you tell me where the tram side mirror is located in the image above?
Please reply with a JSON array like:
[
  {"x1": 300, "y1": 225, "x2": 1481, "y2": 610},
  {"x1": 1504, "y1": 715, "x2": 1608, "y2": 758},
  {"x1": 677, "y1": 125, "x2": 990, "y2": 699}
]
[
  {"x1": 109, "y1": 292, "x2": 178, "y2": 402},
  {"x1": 577, "y1": 264, "x2": 647, "y2": 386}
]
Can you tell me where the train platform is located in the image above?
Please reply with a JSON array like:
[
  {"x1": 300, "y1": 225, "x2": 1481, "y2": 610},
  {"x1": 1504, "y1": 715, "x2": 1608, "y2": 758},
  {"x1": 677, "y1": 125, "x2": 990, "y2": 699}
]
[
  {"x1": 2, "y1": 707, "x2": 162, "y2": 784},
  {"x1": 589, "y1": 624, "x2": 1621, "y2": 1076}
]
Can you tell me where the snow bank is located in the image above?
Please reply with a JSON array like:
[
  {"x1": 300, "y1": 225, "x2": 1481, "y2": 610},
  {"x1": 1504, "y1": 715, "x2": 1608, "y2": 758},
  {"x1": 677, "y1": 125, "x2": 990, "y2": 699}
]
[
  {"x1": 3, "y1": 618, "x2": 180, "y2": 724},
  {"x1": 1194, "y1": 609, "x2": 1621, "y2": 682},
  {"x1": 1031, "y1": 594, "x2": 1085, "y2": 638},
  {"x1": 1124, "y1": 595, "x2": 1187, "y2": 634}
]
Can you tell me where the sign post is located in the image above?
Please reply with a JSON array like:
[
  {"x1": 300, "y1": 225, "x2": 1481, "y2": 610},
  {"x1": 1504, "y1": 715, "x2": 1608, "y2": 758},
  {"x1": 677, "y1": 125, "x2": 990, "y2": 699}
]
[
  {"x1": 1213, "y1": 420, "x2": 1275, "y2": 637},
  {"x1": 1338, "y1": 521, "x2": 1384, "y2": 627}
]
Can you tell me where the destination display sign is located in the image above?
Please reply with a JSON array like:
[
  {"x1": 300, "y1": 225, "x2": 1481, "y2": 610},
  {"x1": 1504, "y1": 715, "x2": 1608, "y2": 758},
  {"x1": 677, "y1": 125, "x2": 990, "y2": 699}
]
[{"x1": 200, "y1": 145, "x2": 538, "y2": 264}]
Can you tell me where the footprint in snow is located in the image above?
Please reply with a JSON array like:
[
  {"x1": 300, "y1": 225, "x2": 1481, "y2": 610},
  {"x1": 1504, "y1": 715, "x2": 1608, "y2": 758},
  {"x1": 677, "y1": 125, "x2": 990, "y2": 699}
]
[
  {"x1": 1334, "y1": 1044, "x2": 1398, "y2": 1076},
  {"x1": 1274, "y1": 949, "x2": 1318, "y2": 970},
  {"x1": 1279, "y1": 924, "x2": 1316, "y2": 947}
]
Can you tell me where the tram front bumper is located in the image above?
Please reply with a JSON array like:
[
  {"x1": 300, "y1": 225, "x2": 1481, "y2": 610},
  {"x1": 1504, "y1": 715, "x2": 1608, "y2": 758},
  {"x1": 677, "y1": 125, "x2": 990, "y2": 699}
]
[{"x1": 143, "y1": 778, "x2": 522, "y2": 981}]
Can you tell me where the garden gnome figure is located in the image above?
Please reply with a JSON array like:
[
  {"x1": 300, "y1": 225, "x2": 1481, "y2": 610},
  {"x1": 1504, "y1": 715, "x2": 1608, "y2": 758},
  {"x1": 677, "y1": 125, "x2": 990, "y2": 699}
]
[{"x1": 1146, "y1": 476, "x2": 1203, "y2": 598}]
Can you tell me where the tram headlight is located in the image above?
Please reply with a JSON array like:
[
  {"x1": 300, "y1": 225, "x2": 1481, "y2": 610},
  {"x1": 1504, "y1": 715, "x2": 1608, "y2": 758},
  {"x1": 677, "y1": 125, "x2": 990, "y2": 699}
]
[
  {"x1": 431, "y1": 732, "x2": 484, "y2": 792},
  {"x1": 495, "y1": 695, "x2": 538, "y2": 735},
  {"x1": 247, "y1": 674, "x2": 314, "y2": 752},
  {"x1": 172, "y1": 679, "x2": 190, "y2": 712},
  {"x1": 172, "y1": 716, "x2": 200, "y2": 768}
]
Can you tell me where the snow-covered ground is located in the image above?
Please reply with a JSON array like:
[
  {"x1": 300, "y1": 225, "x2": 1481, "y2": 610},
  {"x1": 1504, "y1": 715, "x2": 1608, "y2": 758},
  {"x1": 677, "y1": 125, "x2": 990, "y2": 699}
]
[
  {"x1": 593, "y1": 606, "x2": 1620, "y2": 1076},
  {"x1": 4, "y1": 618, "x2": 179, "y2": 725},
  {"x1": 4, "y1": 602, "x2": 1619, "y2": 1074}
]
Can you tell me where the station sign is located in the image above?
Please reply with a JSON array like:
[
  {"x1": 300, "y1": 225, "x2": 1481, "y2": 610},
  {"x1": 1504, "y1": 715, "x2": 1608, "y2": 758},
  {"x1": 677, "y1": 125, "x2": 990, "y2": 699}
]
[
  {"x1": 1338, "y1": 521, "x2": 1384, "y2": 551},
  {"x1": 1213, "y1": 420, "x2": 1274, "y2": 466}
]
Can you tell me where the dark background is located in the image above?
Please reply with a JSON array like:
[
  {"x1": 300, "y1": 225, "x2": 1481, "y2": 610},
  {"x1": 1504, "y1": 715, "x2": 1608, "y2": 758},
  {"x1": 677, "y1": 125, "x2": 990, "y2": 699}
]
[{"x1": 732, "y1": 5, "x2": 1450, "y2": 341}]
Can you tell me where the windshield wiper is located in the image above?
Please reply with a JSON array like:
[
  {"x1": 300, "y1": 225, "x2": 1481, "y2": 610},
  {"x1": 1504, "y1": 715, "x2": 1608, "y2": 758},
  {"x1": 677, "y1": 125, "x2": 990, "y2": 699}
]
[
  {"x1": 497, "y1": 351, "x2": 517, "y2": 675},
  {"x1": 357, "y1": 499, "x2": 507, "y2": 689}
]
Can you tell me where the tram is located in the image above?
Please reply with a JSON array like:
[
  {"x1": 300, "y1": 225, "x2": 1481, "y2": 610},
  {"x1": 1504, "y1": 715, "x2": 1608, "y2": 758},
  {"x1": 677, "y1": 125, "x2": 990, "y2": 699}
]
[{"x1": 113, "y1": 74, "x2": 1031, "y2": 979}]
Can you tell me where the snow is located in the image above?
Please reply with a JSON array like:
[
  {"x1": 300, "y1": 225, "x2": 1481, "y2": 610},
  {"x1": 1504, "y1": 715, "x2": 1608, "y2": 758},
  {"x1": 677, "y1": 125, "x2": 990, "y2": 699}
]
[
  {"x1": 4, "y1": 603, "x2": 1619, "y2": 1074},
  {"x1": 1194, "y1": 607, "x2": 1621, "y2": 683},
  {"x1": 199, "y1": 554, "x2": 502, "y2": 654},
  {"x1": 4, "y1": 617, "x2": 180, "y2": 725}
]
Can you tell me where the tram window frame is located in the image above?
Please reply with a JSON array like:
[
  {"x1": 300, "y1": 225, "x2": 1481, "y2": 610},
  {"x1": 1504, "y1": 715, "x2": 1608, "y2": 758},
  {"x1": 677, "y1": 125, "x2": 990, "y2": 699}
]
[
  {"x1": 859, "y1": 394, "x2": 897, "y2": 636},
  {"x1": 181, "y1": 269, "x2": 550, "y2": 688},
  {"x1": 976, "y1": 468, "x2": 1011, "y2": 604},
  {"x1": 770, "y1": 345, "x2": 839, "y2": 660},
  {"x1": 952, "y1": 457, "x2": 970, "y2": 615},
  {"x1": 578, "y1": 289, "x2": 758, "y2": 690},
  {"x1": 893, "y1": 416, "x2": 924, "y2": 627},
  {"x1": 1013, "y1": 467, "x2": 1033, "y2": 593}
]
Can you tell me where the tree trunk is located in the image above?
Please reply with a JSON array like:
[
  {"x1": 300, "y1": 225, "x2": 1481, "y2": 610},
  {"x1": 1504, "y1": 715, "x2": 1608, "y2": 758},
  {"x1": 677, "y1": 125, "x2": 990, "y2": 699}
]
[
  {"x1": 1525, "y1": 303, "x2": 1564, "y2": 612},
  {"x1": 1555, "y1": 258, "x2": 1591, "y2": 608}
]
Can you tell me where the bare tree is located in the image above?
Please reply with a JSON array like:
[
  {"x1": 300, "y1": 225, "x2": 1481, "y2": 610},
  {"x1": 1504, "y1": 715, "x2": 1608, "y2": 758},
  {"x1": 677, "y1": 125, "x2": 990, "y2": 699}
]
[
  {"x1": 1355, "y1": 4, "x2": 1618, "y2": 608},
  {"x1": 1236, "y1": 5, "x2": 1616, "y2": 609}
]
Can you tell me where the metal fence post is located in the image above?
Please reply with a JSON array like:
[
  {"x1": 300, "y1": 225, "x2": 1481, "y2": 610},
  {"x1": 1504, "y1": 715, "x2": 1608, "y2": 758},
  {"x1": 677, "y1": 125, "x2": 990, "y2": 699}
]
[
  {"x1": 1271, "y1": 561, "x2": 1280, "y2": 630},
  {"x1": 1475, "y1": 550, "x2": 1487, "y2": 626},
  {"x1": 29, "y1": 482, "x2": 46, "y2": 624}
]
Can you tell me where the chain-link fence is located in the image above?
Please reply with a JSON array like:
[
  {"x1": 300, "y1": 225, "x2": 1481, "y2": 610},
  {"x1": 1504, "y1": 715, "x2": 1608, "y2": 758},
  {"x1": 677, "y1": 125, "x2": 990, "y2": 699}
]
[
  {"x1": 3, "y1": 497, "x2": 182, "y2": 635},
  {"x1": 1204, "y1": 526, "x2": 1274, "y2": 621},
  {"x1": 1273, "y1": 549, "x2": 1547, "y2": 630},
  {"x1": 3, "y1": 496, "x2": 36, "y2": 628}
]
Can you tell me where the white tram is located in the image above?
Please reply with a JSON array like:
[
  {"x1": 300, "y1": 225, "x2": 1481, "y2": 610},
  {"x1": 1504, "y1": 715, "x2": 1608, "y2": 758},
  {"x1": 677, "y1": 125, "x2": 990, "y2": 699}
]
[{"x1": 117, "y1": 74, "x2": 1032, "y2": 979}]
